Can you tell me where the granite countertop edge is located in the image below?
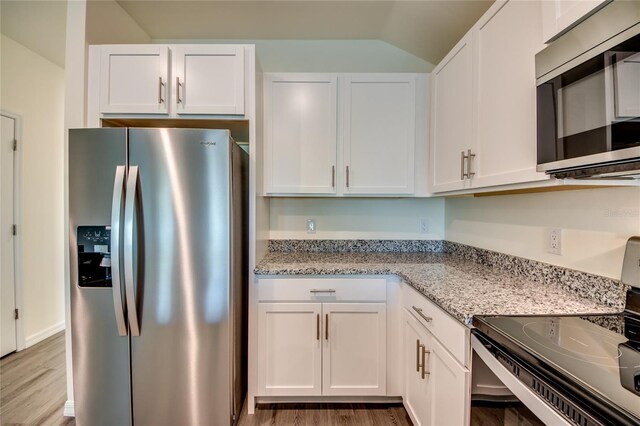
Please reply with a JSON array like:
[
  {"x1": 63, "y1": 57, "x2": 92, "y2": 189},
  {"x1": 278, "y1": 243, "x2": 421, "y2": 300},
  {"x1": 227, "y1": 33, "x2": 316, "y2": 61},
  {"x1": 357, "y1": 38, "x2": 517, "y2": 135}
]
[{"x1": 254, "y1": 254, "x2": 623, "y2": 327}]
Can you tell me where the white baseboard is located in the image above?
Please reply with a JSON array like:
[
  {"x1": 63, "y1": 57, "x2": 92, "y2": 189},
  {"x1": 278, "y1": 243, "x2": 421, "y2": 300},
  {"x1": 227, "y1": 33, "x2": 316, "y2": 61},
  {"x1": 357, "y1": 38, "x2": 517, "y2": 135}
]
[
  {"x1": 25, "y1": 321, "x2": 65, "y2": 348},
  {"x1": 63, "y1": 400, "x2": 75, "y2": 417}
]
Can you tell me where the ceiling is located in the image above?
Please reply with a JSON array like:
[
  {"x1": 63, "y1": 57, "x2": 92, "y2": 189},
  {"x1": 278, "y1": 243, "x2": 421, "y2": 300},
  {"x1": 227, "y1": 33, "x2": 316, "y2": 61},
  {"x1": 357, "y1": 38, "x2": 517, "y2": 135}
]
[
  {"x1": 0, "y1": 0, "x2": 68, "y2": 68},
  {"x1": 0, "y1": 0, "x2": 493, "y2": 69}
]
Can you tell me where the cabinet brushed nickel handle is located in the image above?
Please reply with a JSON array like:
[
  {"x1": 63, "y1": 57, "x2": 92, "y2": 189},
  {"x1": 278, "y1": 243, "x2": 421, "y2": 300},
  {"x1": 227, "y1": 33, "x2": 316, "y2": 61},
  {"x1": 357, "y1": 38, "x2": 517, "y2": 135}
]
[
  {"x1": 325, "y1": 314, "x2": 329, "y2": 340},
  {"x1": 461, "y1": 151, "x2": 466, "y2": 180},
  {"x1": 310, "y1": 289, "x2": 336, "y2": 293},
  {"x1": 346, "y1": 166, "x2": 350, "y2": 188},
  {"x1": 158, "y1": 77, "x2": 165, "y2": 104},
  {"x1": 421, "y1": 348, "x2": 431, "y2": 379},
  {"x1": 416, "y1": 339, "x2": 421, "y2": 372},
  {"x1": 316, "y1": 314, "x2": 320, "y2": 341},
  {"x1": 412, "y1": 306, "x2": 432, "y2": 323},
  {"x1": 176, "y1": 77, "x2": 183, "y2": 104},
  {"x1": 331, "y1": 166, "x2": 335, "y2": 188},
  {"x1": 467, "y1": 149, "x2": 476, "y2": 178}
]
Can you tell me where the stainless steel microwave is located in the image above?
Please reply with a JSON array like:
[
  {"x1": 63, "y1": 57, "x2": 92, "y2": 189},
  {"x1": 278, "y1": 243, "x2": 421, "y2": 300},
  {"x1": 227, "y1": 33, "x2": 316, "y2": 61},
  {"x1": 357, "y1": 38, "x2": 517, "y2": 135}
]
[{"x1": 535, "y1": 1, "x2": 640, "y2": 179}]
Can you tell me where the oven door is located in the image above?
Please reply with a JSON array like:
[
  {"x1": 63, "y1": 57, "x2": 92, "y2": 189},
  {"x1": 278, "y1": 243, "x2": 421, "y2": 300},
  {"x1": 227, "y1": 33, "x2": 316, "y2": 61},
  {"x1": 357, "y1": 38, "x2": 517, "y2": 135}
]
[{"x1": 472, "y1": 334, "x2": 584, "y2": 426}]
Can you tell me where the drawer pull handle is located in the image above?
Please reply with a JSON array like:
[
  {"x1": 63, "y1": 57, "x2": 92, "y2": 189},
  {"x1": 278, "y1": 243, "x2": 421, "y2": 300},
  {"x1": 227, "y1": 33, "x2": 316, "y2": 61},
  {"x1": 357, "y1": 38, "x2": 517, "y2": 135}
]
[
  {"x1": 316, "y1": 314, "x2": 320, "y2": 341},
  {"x1": 416, "y1": 339, "x2": 422, "y2": 372},
  {"x1": 412, "y1": 306, "x2": 432, "y2": 323},
  {"x1": 310, "y1": 289, "x2": 336, "y2": 294},
  {"x1": 325, "y1": 314, "x2": 329, "y2": 340}
]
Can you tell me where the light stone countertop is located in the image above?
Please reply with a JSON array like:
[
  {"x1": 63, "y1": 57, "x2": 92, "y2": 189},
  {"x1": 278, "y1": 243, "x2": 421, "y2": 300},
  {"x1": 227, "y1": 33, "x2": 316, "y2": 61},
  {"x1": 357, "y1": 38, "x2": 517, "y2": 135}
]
[{"x1": 254, "y1": 251, "x2": 623, "y2": 326}]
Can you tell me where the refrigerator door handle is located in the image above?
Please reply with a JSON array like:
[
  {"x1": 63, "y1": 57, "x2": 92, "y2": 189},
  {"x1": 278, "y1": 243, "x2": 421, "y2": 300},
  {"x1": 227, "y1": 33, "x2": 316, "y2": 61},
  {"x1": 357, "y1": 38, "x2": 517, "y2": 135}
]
[
  {"x1": 110, "y1": 166, "x2": 128, "y2": 336},
  {"x1": 124, "y1": 165, "x2": 141, "y2": 337}
]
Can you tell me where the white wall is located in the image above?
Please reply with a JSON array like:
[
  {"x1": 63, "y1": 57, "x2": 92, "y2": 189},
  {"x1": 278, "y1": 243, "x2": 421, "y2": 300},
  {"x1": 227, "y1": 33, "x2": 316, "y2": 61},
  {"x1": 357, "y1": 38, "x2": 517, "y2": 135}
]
[
  {"x1": 154, "y1": 39, "x2": 434, "y2": 73},
  {"x1": 0, "y1": 34, "x2": 66, "y2": 344},
  {"x1": 445, "y1": 187, "x2": 640, "y2": 279},
  {"x1": 269, "y1": 198, "x2": 445, "y2": 240}
]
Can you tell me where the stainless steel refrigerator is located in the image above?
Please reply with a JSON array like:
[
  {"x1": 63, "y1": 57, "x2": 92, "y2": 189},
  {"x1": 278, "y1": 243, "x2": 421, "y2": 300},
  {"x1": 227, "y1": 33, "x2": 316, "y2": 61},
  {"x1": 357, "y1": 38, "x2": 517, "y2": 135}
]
[{"x1": 69, "y1": 128, "x2": 248, "y2": 426}]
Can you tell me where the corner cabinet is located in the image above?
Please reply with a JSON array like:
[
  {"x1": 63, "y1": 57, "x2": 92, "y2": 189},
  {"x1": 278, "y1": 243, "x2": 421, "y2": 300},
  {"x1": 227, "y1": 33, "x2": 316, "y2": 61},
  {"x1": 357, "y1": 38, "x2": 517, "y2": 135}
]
[
  {"x1": 429, "y1": 0, "x2": 549, "y2": 194},
  {"x1": 264, "y1": 73, "x2": 425, "y2": 196}
]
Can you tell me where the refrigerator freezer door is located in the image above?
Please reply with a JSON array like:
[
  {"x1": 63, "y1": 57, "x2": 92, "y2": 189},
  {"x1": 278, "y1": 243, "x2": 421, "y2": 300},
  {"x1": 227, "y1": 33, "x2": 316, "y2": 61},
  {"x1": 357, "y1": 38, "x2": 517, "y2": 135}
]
[
  {"x1": 128, "y1": 128, "x2": 233, "y2": 425},
  {"x1": 69, "y1": 128, "x2": 131, "y2": 426}
]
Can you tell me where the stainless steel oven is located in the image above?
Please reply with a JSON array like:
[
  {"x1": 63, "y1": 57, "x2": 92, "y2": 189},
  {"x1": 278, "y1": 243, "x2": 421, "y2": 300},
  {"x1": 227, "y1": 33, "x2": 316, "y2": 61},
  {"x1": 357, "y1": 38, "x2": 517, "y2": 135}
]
[{"x1": 535, "y1": 1, "x2": 640, "y2": 179}]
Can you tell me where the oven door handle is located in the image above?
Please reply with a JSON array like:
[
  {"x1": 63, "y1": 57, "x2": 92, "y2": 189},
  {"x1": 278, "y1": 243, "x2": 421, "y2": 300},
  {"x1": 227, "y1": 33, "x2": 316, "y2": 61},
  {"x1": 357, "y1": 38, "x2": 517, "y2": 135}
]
[{"x1": 471, "y1": 335, "x2": 573, "y2": 426}]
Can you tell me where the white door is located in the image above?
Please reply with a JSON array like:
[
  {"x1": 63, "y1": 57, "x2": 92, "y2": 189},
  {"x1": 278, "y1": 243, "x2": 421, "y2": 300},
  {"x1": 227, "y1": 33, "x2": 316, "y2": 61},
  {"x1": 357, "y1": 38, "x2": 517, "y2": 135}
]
[
  {"x1": 342, "y1": 75, "x2": 416, "y2": 195},
  {"x1": 403, "y1": 310, "x2": 430, "y2": 426},
  {"x1": 264, "y1": 74, "x2": 338, "y2": 195},
  {"x1": 174, "y1": 45, "x2": 245, "y2": 115},
  {"x1": 427, "y1": 333, "x2": 470, "y2": 426},
  {"x1": 0, "y1": 115, "x2": 17, "y2": 357},
  {"x1": 430, "y1": 32, "x2": 474, "y2": 193},
  {"x1": 472, "y1": 0, "x2": 548, "y2": 188},
  {"x1": 322, "y1": 303, "x2": 386, "y2": 396},
  {"x1": 99, "y1": 45, "x2": 170, "y2": 114},
  {"x1": 257, "y1": 303, "x2": 322, "y2": 396}
]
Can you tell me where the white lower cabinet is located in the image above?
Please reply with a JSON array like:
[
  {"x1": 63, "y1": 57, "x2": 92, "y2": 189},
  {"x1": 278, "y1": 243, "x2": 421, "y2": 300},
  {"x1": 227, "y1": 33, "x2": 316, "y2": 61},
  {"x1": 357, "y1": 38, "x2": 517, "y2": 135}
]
[
  {"x1": 257, "y1": 301, "x2": 386, "y2": 397},
  {"x1": 403, "y1": 309, "x2": 470, "y2": 426},
  {"x1": 322, "y1": 303, "x2": 386, "y2": 396},
  {"x1": 257, "y1": 303, "x2": 322, "y2": 396}
]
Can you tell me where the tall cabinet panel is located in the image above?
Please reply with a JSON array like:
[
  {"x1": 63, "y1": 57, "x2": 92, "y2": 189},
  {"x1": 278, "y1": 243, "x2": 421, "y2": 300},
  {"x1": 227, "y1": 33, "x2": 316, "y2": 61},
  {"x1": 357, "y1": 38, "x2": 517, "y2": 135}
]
[
  {"x1": 472, "y1": 0, "x2": 548, "y2": 187},
  {"x1": 264, "y1": 74, "x2": 338, "y2": 194},
  {"x1": 342, "y1": 75, "x2": 416, "y2": 195},
  {"x1": 174, "y1": 45, "x2": 245, "y2": 115},
  {"x1": 99, "y1": 45, "x2": 170, "y2": 114},
  {"x1": 430, "y1": 33, "x2": 473, "y2": 193}
]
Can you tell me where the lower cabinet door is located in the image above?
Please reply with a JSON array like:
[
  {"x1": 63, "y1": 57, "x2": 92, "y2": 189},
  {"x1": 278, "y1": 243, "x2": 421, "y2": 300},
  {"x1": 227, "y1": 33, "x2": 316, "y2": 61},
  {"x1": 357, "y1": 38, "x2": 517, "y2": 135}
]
[
  {"x1": 258, "y1": 302, "x2": 322, "y2": 396},
  {"x1": 322, "y1": 303, "x2": 387, "y2": 395},
  {"x1": 403, "y1": 310, "x2": 431, "y2": 425},
  {"x1": 427, "y1": 334, "x2": 470, "y2": 426},
  {"x1": 404, "y1": 309, "x2": 470, "y2": 426}
]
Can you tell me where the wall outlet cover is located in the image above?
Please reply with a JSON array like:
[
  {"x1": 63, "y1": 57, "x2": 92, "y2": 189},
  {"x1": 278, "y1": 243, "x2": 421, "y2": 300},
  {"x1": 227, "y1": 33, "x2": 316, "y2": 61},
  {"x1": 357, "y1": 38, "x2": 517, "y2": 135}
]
[
  {"x1": 306, "y1": 219, "x2": 316, "y2": 234},
  {"x1": 548, "y1": 228, "x2": 562, "y2": 255},
  {"x1": 419, "y1": 218, "x2": 429, "y2": 234}
]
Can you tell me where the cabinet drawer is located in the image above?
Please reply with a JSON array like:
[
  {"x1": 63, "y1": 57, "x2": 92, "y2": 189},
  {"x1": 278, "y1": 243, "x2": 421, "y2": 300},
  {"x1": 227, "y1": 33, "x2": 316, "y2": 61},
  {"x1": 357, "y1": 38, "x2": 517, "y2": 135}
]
[
  {"x1": 402, "y1": 284, "x2": 469, "y2": 366},
  {"x1": 257, "y1": 277, "x2": 387, "y2": 302}
]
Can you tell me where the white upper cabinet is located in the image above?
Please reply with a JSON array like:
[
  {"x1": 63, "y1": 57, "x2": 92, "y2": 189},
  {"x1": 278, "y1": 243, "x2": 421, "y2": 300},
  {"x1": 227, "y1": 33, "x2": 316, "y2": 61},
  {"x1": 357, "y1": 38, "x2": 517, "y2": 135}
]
[
  {"x1": 174, "y1": 45, "x2": 245, "y2": 115},
  {"x1": 264, "y1": 73, "x2": 424, "y2": 196},
  {"x1": 430, "y1": 33, "x2": 473, "y2": 193},
  {"x1": 472, "y1": 0, "x2": 548, "y2": 188},
  {"x1": 541, "y1": 0, "x2": 610, "y2": 43},
  {"x1": 99, "y1": 45, "x2": 170, "y2": 114},
  {"x1": 264, "y1": 74, "x2": 338, "y2": 195},
  {"x1": 342, "y1": 75, "x2": 416, "y2": 195}
]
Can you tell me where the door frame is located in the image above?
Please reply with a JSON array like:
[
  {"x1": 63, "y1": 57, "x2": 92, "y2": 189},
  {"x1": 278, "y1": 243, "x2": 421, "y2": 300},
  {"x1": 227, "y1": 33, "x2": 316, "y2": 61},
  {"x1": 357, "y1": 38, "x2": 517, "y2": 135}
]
[{"x1": 1, "y1": 109, "x2": 25, "y2": 351}]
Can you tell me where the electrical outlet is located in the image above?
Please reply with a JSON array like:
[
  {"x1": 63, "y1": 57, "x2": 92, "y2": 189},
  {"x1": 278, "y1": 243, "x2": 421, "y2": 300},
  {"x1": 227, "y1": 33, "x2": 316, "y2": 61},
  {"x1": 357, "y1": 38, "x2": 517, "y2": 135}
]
[
  {"x1": 548, "y1": 228, "x2": 562, "y2": 255},
  {"x1": 419, "y1": 218, "x2": 429, "y2": 234},
  {"x1": 306, "y1": 219, "x2": 316, "y2": 234}
]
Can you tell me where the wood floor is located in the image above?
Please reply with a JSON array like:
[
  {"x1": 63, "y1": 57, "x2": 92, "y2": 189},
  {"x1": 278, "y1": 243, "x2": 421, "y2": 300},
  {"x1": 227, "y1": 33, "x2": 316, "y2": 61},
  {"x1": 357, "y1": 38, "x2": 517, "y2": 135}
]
[
  {"x1": 0, "y1": 332, "x2": 73, "y2": 426},
  {"x1": 0, "y1": 331, "x2": 504, "y2": 426},
  {"x1": 237, "y1": 402, "x2": 412, "y2": 426}
]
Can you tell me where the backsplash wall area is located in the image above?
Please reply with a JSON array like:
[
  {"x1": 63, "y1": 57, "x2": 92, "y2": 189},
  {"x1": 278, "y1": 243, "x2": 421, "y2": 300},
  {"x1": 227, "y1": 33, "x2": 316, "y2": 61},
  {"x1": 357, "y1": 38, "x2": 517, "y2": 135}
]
[
  {"x1": 269, "y1": 198, "x2": 445, "y2": 240},
  {"x1": 445, "y1": 187, "x2": 640, "y2": 280}
]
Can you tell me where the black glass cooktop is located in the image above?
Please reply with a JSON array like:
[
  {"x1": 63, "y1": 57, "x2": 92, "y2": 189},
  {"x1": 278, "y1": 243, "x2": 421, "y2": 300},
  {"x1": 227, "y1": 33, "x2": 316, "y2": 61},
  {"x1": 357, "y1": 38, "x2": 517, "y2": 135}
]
[{"x1": 474, "y1": 312, "x2": 640, "y2": 425}]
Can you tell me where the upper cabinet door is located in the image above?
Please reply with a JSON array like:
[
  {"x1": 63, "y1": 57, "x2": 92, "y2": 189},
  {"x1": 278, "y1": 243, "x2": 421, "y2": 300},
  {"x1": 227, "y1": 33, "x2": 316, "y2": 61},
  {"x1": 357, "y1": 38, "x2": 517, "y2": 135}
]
[
  {"x1": 99, "y1": 45, "x2": 170, "y2": 114},
  {"x1": 264, "y1": 74, "x2": 338, "y2": 195},
  {"x1": 541, "y1": 0, "x2": 610, "y2": 43},
  {"x1": 342, "y1": 75, "x2": 416, "y2": 195},
  {"x1": 174, "y1": 45, "x2": 245, "y2": 115},
  {"x1": 430, "y1": 33, "x2": 473, "y2": 193},
  {"x1": 472, "y1": 0, "x2": 548, "y2": 188}
]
